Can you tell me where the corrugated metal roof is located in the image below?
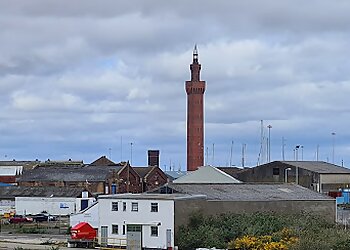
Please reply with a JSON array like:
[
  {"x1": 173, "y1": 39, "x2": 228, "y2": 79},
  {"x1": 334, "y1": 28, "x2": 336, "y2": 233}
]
[
  {"x1": 280, "y1": 161, "x2": 350, "y2": 174},
  {"x1": 99, "y1": 193, "x2": 205, "y2": 200},
  {"x1": 173, "y1": 166, "x2": 241, "y2": 184},
  {"x1": 163, "y1": 183, "x2": 333, "y2": 201},
  {"x1": 17, "y1": 165, "x2": 122, "y2": 182}
]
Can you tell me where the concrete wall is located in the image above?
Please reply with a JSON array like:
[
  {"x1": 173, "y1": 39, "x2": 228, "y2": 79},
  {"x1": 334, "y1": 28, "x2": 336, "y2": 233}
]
[
  {"x1": 174, "y1": 199, "x2": 335, "y2": 233},
  {"x1": 321, "y1": 174, "x2": 350, "y2": 184},
  {"x1": 99, "y1": 198, "x2": 174, "y2": 249}
]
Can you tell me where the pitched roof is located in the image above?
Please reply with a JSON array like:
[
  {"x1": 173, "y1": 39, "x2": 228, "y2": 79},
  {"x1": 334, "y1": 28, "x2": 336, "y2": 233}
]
[
  {"x1": 90, "y1": 156, "x2": 116, "y2": 166},
  {"x1": 160, "y1": 183, "x2": 333, "y2": 201},
  {"x1": 17, "y1": 165, "x2": 123, "y2": 182},
  {"x1": 173, "y1": 166, "x2": 241, "y2": 184},
  {"x1": 0, "y1": 161, "x2": 39, "y2": 169},
  {"x1": 279, "y1": 161, "x2": 350, "y2": 174},
  {"x1": 133, "y1": 167, "x2": 152, "y2": 178},
  {"x1": 165, "y1": 171, "x2": 187, "y2": 180},
  {"x1": 0, "y1": 186, "x2": 87, "y2": 198},
  {"x1": 218, "y1": 167, "x2": 249, "y2": 177}
]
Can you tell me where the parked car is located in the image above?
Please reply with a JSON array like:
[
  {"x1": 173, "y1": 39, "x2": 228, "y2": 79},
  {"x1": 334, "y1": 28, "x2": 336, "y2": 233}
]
[
  {"x1": 31, "y1": 213, "x2": 57, "y2": 222},
  {"x1": 8, "y1": 215, "x2": 33, "y2": 224}
]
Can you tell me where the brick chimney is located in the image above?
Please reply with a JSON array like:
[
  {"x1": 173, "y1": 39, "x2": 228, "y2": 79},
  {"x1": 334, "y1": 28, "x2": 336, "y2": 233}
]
[{"x1": 148, "y1": 150, "x2": 160, "y2": 167}]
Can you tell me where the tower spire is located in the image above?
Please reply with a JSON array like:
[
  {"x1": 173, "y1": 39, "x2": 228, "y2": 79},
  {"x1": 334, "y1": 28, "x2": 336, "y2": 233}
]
[{"x1": 193, "y1": 44, "x2": 198, "y2": 64}]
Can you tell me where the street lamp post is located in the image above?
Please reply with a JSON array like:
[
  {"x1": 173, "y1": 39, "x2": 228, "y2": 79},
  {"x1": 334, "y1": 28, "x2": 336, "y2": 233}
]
[
  {"x1": 295, "y1": 145, "x2": 300, "y2": 161},
  {"x1": 332, "y1": 132, "x2": 336, "y2": 164},
  {"x1": 267, "y1": 125, "x2": 272, "y2": 162},
  {"x1": 285, "y1": 168, "x2": 292, "y2": 183},
  {"x1": 301, "y1": 145, "x2": 304, "y2": 161}
]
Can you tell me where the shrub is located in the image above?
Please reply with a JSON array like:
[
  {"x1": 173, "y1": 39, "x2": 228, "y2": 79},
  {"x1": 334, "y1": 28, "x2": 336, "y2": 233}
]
[{"x1": 176, "y1": 211, "x2": 348, "y2": 250}]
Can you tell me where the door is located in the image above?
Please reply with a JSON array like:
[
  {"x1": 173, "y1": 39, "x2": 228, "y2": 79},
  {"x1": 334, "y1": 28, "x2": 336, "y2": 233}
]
[
  {"x1": 101, "y1": 226, "x2": 108, "y2": 247},
  {"x1": 127, "y1": 225, "x2": 142, "y2": 250},
  {"x1": 166, "y1": 229, "x2": 172, "y2": 248},
  {"x1": 80, "y1": 199, "x2": 89, "y2": 210}
]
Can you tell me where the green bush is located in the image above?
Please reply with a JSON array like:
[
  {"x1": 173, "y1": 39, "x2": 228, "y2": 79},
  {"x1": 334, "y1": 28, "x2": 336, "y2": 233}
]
[{"x1": 176, "y1": 212, "x2": 350, "y2": 250}]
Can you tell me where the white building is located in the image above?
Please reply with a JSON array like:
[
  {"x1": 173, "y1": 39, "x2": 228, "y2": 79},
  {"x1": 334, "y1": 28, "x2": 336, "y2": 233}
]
[
  {"x1": 70, "y1": 202, "x2": 99, "y2": 229},
  {"x1": 97, "y1": 193, "x2": 202, "y2": 249},
  {"x1": 16, "y1": 194, "x2": 95, "y2": 215},
  {"x1": 0, "y1": 186, "x2": 95, "y2": 215}
]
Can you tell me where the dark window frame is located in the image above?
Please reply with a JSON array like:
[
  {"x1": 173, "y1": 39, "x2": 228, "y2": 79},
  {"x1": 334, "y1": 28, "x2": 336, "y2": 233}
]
[
  {"x1": 150, "y1": 226, "x2": 158, "y2": 237},
  {"x1": 151, "y1": 203, "x2": 158, "y2": 212},
  {"x1": 112, "y1": 202, "x2": 118, "y2": 211},
  {"x1": 112, "y1": 224, "x2": 118, "y2": 234}
]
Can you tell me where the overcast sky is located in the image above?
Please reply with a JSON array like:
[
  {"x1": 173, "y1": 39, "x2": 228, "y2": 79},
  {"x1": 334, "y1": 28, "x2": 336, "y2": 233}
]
[{"x1": 1, "y1": 0, "x2": 350, "y2": 169}]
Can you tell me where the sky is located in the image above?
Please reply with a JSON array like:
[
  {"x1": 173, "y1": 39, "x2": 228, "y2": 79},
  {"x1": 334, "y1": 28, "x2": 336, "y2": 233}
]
[{"x1": 1, "y1": 0, "x2": 350, "y2": 169}]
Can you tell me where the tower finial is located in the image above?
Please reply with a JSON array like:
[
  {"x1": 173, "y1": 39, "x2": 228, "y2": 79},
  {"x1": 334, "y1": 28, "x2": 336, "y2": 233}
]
[{"x1": 193, "y1": 44, "x2": 198, "y2": 63}]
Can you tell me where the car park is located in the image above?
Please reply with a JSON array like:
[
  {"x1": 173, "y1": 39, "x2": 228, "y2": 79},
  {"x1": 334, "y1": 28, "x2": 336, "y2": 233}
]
[
  {"x1": 31, "y1": 213, "x2": 57, "y2": 222},
  {"x1": 8, "y1": 215, "x2": 33, "y2": 224}
]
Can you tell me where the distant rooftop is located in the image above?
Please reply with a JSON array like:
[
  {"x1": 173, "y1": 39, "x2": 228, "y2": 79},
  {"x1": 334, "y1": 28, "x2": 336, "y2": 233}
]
[
  {"x1": 17, "y1": 165, "x2": 123, "y2": 182},
  {"x1": 98, "y1": 192, "x2": 206, "y2": 201},
  {"x1": 279, "y1": 161, "x2": 350, "y2": 174},
  {"x1": 0, "y1": 186, "x2": 88, "y2": 198},
  {"x1": 153, "y1": 183, "x2": 333, "y2": 201},
  {"x1": 165, "y1": 170, "x2": 187, "y2": 180},
  {"x1": 173, "y1": 166, "x2": 241, "y2": 184}
]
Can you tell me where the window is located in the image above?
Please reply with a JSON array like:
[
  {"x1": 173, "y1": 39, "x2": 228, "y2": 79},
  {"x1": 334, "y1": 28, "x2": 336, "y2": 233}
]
[
  {"x1": 127, "y1": 225, "x2": 142, "y2": 232},
  {"x1": 123, "y1": 202, "x2": 127, "y2": 211},
  {"x1": 151, "y1": 203, "x2": 158, "y2": 212},
  {"x1": 273, "y1": 168, "x2": 280, "y2": 175},
  {"x1": 112, "y1": 202, "x2": 118, "y2": 211},
  {"x1": 112, "y1": 224, "x2": 118, "y2": 234},
  {"x1": 151, "y1": 226, "x2": 158, "y2": 237},
  {"x1": 123, "y1": 225, "x2": 126, "y2": 235},
  {"x1": 131, "y1": 202, "x2": 138, "y2": 212}
]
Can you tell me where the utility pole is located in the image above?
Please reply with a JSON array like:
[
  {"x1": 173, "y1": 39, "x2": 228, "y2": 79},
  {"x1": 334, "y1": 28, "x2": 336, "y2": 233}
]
[
  {"x1": 242, "y1": 144, "x2": 246, "y2": 168},
  {"x1": 282, "y1": 137, "x2": 286, "y2": 161},
  {"x1": 267, "y1": 125, "x2": 272, "y2": 162},
  {"x1": 212, "y1": 143, "x2": 215, "y2": 166},
  {"x1": 120, "y1": 136, "x2": 123, "y2": 162},
  {"x1": 332, "y1": 132, "x2": 336, "y2": 164},
  {"x1": 301, "y1": 145, "x2": 304, "y2": 161},
  {"x1": 130, "y1": 142, "x2": 133, "y2": 165},
  {"x1": 108, "y1": 148, "x2": 112, "y2": 160},
  {"x1": 229, "y1": 140, "x2": 234, "y2": 166}
]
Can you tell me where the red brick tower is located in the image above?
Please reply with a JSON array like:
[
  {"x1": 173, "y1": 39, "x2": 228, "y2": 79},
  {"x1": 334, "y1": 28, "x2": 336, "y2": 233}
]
[{"x1": 185, "y1": 45, "x2": 206, "y2": 171}]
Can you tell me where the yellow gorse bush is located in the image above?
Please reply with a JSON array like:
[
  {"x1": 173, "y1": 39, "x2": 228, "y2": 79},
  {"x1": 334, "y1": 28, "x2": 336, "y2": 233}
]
[{"x1": 228, "y1": 228, "x2": 298, "y2": 250}]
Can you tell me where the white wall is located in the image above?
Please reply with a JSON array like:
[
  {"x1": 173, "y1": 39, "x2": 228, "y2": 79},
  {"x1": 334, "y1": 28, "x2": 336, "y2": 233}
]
[
  {"x1": 99, "y1": 198, "x2": 174, "y2": 249},
  {"x1": 16, "y1": 197, "x2": 96, "y2": 215},
  {"x1": 16, "y1": 197, "x2": 77, "y2": 215},
  {"x1": 70, "y1": 202, "x2": 99, "y2": 229}
]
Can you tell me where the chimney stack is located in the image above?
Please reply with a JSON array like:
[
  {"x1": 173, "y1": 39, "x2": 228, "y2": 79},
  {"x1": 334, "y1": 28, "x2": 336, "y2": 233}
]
[{"x1": 148, "y1": 150, "x2": 160, "y2": 167}]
